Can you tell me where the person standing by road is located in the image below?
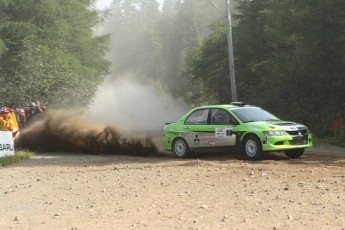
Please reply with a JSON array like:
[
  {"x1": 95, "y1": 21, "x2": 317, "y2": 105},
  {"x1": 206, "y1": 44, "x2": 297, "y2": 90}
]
[
  {"x1": 0, "y1": 107, "x2": 19, "y2": 137},
  {"x1": 9, "y1": 106, "x2": 19, "y2": 132},
  {"x1": 0, "y1": 107, "x2": 15, "y2": 132},
  {"x1": 17, "y1": 106, "x2": 26, "y2": 128}
]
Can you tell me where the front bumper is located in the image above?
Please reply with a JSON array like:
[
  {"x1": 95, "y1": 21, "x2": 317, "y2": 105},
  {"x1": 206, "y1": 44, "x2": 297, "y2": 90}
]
[{"x1": 261, "y1": 134, "x2": 313, "y2": 151}]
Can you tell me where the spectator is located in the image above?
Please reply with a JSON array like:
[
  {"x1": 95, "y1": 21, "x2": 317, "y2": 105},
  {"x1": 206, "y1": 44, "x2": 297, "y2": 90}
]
[
  {"x1": 30, "y1": 101, "x2": 47, "y2": 113},
  {"x1": 24, "y1": 105, "x2": 31, "y2": 122},
  {"x1": 18, "y1": 107, "x2": 26, "y2": 128},
  {"x1": 9, "y1": 105, "x2": 20, "y2": 131},
  {"x1": 0, "y1": 107, "x2": 15, "y2": 132}
]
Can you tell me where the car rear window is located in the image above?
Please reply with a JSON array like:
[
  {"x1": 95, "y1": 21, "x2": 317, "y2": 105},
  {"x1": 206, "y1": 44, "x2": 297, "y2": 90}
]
[{"x1": 185, "y1": 109, "x2": 209, "y2": 125}]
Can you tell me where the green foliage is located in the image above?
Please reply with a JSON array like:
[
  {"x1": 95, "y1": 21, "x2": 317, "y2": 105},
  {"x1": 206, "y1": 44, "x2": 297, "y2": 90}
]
[
  {"x1": 236, "y1": 0, "x2": 345, "y2": 137},
  {"x1": 0, "y1": 0, "x2": 343, "y2": 143},
  {"x1": 185, "y1": 0, "x2": 345, "y2": 139},
  {"x1": 184, "y1": 20, "x2": 230, "y2": 106},
  {"x1": 0, "y1": 0, "x2": 110, "y2": 107}
]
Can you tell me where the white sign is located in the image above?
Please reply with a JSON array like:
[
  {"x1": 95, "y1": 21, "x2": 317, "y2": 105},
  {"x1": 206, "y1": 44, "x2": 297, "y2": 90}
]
[
  {"x1": 0, "y1": 131, "x2": 14, "y2": 157},
  {"x1": 215, "y1": 128, "x2": 232, "y2": 138}
]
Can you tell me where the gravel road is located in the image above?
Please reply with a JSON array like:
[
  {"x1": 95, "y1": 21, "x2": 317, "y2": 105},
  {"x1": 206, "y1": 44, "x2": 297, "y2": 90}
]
[{"x1": 0, "y1": 148, "x2": 344, "y2": 230}]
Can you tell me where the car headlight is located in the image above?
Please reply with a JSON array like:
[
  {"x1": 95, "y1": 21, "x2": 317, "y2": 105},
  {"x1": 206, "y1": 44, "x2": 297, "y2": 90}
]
[{"x1": 263, "y1": 130, "x2": 286, "y2": 137}]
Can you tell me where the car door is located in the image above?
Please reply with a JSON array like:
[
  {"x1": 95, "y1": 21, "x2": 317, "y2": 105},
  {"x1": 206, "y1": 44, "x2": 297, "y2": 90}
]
[
  {"x1": 181, "y1": 108, "x2": 214, "y2": 149},
  {"x1": 208, "y1": 108, "x2": 238, "y2": 147}
]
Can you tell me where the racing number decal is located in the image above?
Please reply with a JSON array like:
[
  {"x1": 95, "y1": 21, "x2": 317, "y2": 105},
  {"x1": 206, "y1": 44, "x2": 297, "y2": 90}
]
[{"x1": 215, "y1": 128, "x2": 232, "y2": 138}]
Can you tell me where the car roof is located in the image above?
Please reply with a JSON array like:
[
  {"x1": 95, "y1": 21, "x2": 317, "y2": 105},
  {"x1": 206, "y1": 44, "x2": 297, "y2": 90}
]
[{"x1": 195, "y1": 103, "x2": 255, "y2": 110}]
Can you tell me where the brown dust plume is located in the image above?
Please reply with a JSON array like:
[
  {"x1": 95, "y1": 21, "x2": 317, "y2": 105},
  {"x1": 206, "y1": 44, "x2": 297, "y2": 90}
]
[{"x1": 15, "y1": 110, "x2": 158, "y2": 156}]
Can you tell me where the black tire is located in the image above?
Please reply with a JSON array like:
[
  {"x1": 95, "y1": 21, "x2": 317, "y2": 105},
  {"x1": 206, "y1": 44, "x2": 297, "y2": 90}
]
[
  {"x1": 284, "y1": 149, "x2": 304, "y2": 159},
  {"x1": 172, "y1": 138, "x2": 191, "y2": 158},
  {"x1": 241, "y1": 135, "x2": 263, "y2": 160}
]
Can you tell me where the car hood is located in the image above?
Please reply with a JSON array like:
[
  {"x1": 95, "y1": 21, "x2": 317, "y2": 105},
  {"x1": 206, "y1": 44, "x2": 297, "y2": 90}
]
[{"x1": 245, "y1": 120, "x2": 307, "y2": 131}]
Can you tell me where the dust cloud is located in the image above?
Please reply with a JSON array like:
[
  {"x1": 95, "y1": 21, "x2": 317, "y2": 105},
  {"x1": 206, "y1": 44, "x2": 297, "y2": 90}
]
[
  {"x1": 15, "y1": 110, "x2": 159, "y2": 156},
  {"x1": 84, "y1": 74, "x2": 188, "y2": 133},
  {"x1": 15, "y1": 77, "x2": 187, "y2": 155}
]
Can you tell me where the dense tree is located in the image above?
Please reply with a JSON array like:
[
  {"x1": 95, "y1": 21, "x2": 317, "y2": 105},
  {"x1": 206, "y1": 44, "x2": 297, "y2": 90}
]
[
  {"x1": 0, "y1": 0, "x2": 109, "y2": 107},
  {"x1": 184, "y1": 20, "x2": 229, "y2": 106},
  {"x1": 235, "y1": 0, "x2": 345, "y2": 136},
  {"x1": 1, "y1": 0, "x2": 343, "y2": 141},
  {"x1": 185, "y1": 0, "x2": 345, "y2": 137}
]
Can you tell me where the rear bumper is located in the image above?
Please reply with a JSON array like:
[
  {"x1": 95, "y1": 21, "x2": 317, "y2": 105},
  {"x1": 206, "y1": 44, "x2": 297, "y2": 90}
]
[{"x1": 162, "y1": 135, "x2": 173, "y2": 151}]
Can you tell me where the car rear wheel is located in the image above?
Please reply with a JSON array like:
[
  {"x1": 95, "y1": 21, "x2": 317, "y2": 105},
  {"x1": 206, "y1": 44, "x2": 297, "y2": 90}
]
[
  {"x1": 242, "y1": 135, "x2": 263, "y2": 160},
  {"x1": 173, "y1": 138, "x2": 191, "y2": 158},
  {"x1": 284, "y1": 149, "x2": 304, "y2": 159}
]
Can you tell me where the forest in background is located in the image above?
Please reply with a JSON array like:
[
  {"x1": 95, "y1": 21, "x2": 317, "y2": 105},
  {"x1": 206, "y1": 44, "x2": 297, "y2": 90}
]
[
  {"x1": 0, "y1": 0, "x2": 344, "y2": 143},
  {"x1": 0, "y1": 0, "x2": 109, "y2": 107}
]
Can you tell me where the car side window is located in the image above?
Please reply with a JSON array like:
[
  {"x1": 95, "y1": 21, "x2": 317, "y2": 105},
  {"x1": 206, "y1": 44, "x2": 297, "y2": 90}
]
[
  {"x1": 185, "y1": 109, "x2": 209, "y2": 125},
  {"x1": 211, "y1": 109, "x2": 238, "y2": 125}
]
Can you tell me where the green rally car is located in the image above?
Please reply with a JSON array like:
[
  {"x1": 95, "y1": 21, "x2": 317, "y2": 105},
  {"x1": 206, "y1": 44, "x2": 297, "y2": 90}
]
[{"x1": 163, "y1": 102, "x2": 313, "y2": 160}]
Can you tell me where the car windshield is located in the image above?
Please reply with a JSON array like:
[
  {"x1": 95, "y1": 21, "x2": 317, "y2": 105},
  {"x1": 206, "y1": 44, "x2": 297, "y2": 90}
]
[{"x1": 231, "y1": 107, "x2": 280, "y2": 123}]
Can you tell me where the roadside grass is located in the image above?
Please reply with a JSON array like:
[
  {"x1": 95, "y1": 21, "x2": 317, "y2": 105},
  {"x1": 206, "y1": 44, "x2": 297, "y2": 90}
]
[{"x1": 0, "y1": 149, "x2": 36, "y2": 167}]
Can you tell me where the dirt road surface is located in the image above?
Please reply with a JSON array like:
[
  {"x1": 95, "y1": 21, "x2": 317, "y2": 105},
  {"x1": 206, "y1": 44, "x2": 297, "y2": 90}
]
[{"x1": 0, "y1": 147, "x2": 344, "y2": 230}]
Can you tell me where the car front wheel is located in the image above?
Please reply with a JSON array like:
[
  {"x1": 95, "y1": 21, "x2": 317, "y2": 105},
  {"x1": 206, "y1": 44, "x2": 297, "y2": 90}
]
[
  {"x1": 173, "y1": 138, "x2": 191, "y2": 158},
  {"x1": 284, "y1": 149, "x2": 304, "y2": 159},
  {"x1": 242, "y1": 135, "x2": 263, "y2": 160}
]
